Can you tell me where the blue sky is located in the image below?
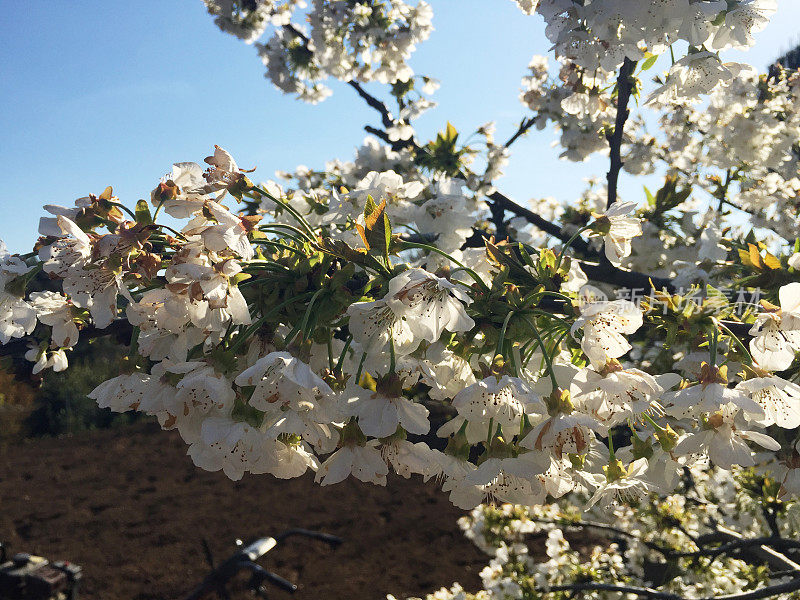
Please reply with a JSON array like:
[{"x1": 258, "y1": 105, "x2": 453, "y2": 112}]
[{"x1": 1, "y1": 1, "x2": 799, "y2": 252}]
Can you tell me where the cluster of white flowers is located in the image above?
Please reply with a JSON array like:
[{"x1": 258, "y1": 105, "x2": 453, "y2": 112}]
[
  {"x1": 202, "y1": 0, "x2": 302, "y2": 43},
  {"x1": 515, "y1": 0, "x2": 775, "y2": 99},
  {"x1": 518, "y1": 60, "x2": 800, "y2": 282},
  {"x1": 519, "y1": 55, "x2": 618, "y2": 162},
  {"x1": 654, "y1": 67, "x2": 800, "y2": 241},
  {"x1": 205, "y1": 0, "x2": 433, "y2": 102},
  {"x1": 395, "y1": 463, "x2": 800, "y2": 600}
]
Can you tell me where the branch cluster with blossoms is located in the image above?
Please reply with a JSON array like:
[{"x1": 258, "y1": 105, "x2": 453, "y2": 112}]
[
  {"x1": 2, "y1": 0, "x2": 800, "y2": 524},
  {"x1": 392, "y1": 465, "x2": 800, "y2": 600},
  {"x1": 203, "y1": 0, "x2": 434, "y2": 103}
]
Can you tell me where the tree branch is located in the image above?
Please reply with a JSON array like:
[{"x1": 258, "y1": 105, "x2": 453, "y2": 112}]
[
  {"x1": 606, "y1": 57, "x2": 636, "y2": 209},
  {"x1": 364, "y1": 124, "x2": 392, "y2": 144},
  {"x1": 276, "y1": 40, "x2": 685, "y2": 302},
  {"x1": 579, "y1": 259, "x2": 675, "y2": 293},
  {"x1": 488, "y1": 190, "x2": 594, "y2": 255},
  {"x1": 503, "y1": 116, "x2": 537, "y2": 149},
  {"x1": 348, "y1": 81, "x2": 395, "y2": 130},
  {"x1": 546, "y1": 582, "x2": 681, "y2": 600}
]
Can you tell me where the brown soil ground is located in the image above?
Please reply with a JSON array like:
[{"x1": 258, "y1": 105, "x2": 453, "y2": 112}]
[{"x1": 0, "y1": 423, "x2": 487, "y2": 600}]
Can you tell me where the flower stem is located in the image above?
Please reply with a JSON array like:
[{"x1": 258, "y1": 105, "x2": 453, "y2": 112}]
[
  {"x1": 400, "y1": 241, "x2": 490, "y2": 292},
  {"x1": 253, "y1": 186, "x2": 317, "y2": 240}
]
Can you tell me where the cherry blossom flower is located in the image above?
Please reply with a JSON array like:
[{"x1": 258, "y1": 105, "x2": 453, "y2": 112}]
[
  {"x1": 184, "y1": 200, "x2": 255, "y2": 261},
  {"x1": 748, "y1": 282, "x2": 800, "y2": 370},
  {"x1": 348, "y1": 267, "x2": 473, "y2": 355},
  {"x1": 591, "y1": 201, "x2": 642, "y2": 266},
  {"x1": 673, "y1": 404, "x2": 780, "y2": 469},
  {"x1": 29, "y1": 291, "x2": 79, "y2": 348},
  {"x1": 0, "y1": 248, "x2": 36, "y2": 344},
  {"x1": 341, "y1": 382, "x2": 430, "y2": 439},
  {"x1": 452, "y1": 376, "x2": 542, "y2": 437},
  {"x1": 666, "y1": 363, "x2": 762, "y2": 419},
  {"x1": 316, "y1": 439, "x2": 388, "y2": 486},
  {"x1": 584, "y1": 458, "x2": 651, "y2": 509},
  {"x1": 152, "y1": 162, "x2": 211, "y2": 218},
  {"x1": 571, "y1": 298, "x2": 643, "y2": 367},
  {"x1": 25, "y1": 346, "x2": 69, "y2": 374},
  {"x1": 736, "y1": 374, "x2": 800, "y2": 429},
  {"x1": 571, "y1": 364, "x2": 679, "y2": 425}
]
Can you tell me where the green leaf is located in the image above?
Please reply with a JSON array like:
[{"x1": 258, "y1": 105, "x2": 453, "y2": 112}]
[
  {"x1": 382, "y1": 213, "x2": 392, "y2": 265},
  {"x1": 641, "y1": 53, "x2": 658, "y2": 71},
  {"x1": 444, "y1": 121, "x2": 458, "y2": 142},
  {"x1": 644, "y1": 186, "x2": 655, "y2": 207}
]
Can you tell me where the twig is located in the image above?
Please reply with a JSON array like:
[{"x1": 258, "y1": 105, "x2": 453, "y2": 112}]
[
  {"x1": 488, "y1": 191, "x2": 594, "y2": 255},
  {"x1": 606, "y1": 57, "x2": 636, "y2": 210},
  {"x1": 364, "y1": 124, "x2": 392, "y2": 144},
  {"x1": 529, "y1": 517, "x2": 672, "y2": 556},
  {"x1": 545, "y1": 582, "x2": 680, "y2": 600},
  {"x1": 348, "y1": 80, "x2": 394, "y2": 129},
  {"x1": 503, "y1": 116, "x2": 537, "y2": 149}
]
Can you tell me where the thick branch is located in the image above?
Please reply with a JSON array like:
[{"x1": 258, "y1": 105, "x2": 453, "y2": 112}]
[
  {"x1": 529, "y1": 517, "x2": 671, "y2": 555},
  {"x1": 489, "y1": 198, "x2": 508, "y2": 240},
  {"x1": 606, "y1": 57, "x2": 636, "y2": 209},
  {"x1": 580, "y1": 259, "x2": 675, "y2": 293}
]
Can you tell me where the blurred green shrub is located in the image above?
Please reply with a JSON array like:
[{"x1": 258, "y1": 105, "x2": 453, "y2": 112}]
[{"x1": 23, "y1": 338, "x2": 143, "y2": 437}]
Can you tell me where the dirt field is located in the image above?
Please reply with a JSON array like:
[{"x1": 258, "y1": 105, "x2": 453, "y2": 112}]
[{"x1": 0, "y1": 423, "x2": 487, "y2": 600}]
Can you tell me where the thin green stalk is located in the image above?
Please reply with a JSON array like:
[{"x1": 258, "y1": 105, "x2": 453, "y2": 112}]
[
  {"x1": 253, "y1": 186, "x2": 317, "y2": 239},
  {"x1": 157, "y1": 224, "x2": 190, "y2": 241},
  {"x1": 554, "y1": 225, "x2": 591, "y2": 271},
  {"x1": 496, "y1": 311, "x2": 516, "y2": 359},
  {"x1": 335, "y1": 335, "x2": 353, "y2": 374},
  {"x1": 228, "y1": 291, "x2": 315, "y2": 352},
  {"x1": 607, "y1": 428, "x2": 616, "y2": 460},
  {"x1": 717, "y1": 320, "x2": 753, "y2": 365},
  {"x1": 253, "y1": 239, "x2": 309, "y2": 256},
  {"x1": 400, "y1": 241, "x2": 490, "y2": 292},
  {"x1": 536, "y1": 290, "x2": 575, "y2": 305},
  {"x1": 327, "y1": 333, "x2": 335, "y2": 372},
  {"x1": 259, "y1": 222, "x2": 314, "y2": 244},
  {"x1": 522, "y1": 315, "x2": 560, "y2": 392},
  {"x1": 389, "y1": 331, "x2": 397, "y2": 374},
  {"x1": 354, "y1": 351, "x2": 367, "y2": 384},
  {"x1": 708, "y1": 326, "x2": 719, "y2": 365},
  {"x1": 152, "y1": 198, "x2": 167, "y2": 222},
  {"x1": 285, "y1": 288, "x2": 325, "y2": 346},
  {"x1": 109, "y1": 201, "x2": 137, "y2": 221}
]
